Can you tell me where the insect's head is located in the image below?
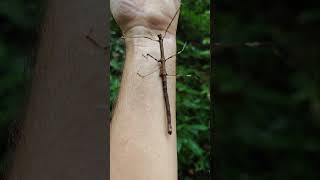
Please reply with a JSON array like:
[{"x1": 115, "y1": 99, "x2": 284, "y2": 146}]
[{"x1": 157, "y1": 34, "x2": 162, "y2": 39}]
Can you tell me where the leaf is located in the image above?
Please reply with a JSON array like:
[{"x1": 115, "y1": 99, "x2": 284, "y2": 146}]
[
  {"x1": 202, "y1": 37, "x2": 210, "y2": 45},
  {"x1": 185, "y1": 139, "x2": 204, "y2": 156},
  {"x1": 177, "y1": 141, "x2": 182, "y2": 153},
  {"x1": 190, "y1": 124, "x2": 208, "y2": 131}
]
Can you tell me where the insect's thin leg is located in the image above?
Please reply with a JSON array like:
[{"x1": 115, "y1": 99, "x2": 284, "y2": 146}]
[
  {"x1": 165, "y1": 54, "x2": 177, "y2": 61},
  {"x1": 163, "y1": 4, "x2": 181, "y2": 39},
  {"x1": 137, "y1": 68, "x2": 159, "y2": 78},
  {"x1": 143, "y1": 54, "x2": 160, "y2": 62},
  {"x1": 121, "y1": 35, "x2": 159, "y2": 42},
  {"x1": 166, "y1": 73, "x2": 200, "y2": 80},
  {"x1": 165, "y1": 42, "x2": 187, "y2": 61},
  {"x1": 166, "y1": 74, "x2": 192, "y2": 78}
]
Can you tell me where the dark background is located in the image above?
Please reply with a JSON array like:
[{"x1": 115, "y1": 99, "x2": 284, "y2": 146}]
[
  {"x1": 0, "y1": 0, "x2": 44, "y2": 175},
  {"x1": 0, "y1": 0, "x2": 319, "y2": 179},
  {"x1": 214, "y1": 0, "x2": 320, "y2": 179}
]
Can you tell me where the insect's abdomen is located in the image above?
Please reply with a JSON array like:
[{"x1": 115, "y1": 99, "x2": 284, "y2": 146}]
[{"x1": 161, "y1": 76, "x2": 172, "y2": 135}]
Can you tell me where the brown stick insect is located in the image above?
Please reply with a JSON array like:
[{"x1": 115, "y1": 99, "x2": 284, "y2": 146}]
[{"x1": 121, "y1": 5, "x2": 186, "y2": 135}]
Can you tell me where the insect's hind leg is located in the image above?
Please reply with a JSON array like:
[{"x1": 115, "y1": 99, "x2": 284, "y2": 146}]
[{"x1": 137, "y1": 68, "x2": 159, "y2": 78}]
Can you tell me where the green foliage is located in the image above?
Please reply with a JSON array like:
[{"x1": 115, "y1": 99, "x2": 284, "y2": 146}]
[
  {"x1": 110, "y1": 1, "x2": 210, "y2": 179},
  {"x1": 177, "y1": 3, "x2": 211, "y2": 177}
]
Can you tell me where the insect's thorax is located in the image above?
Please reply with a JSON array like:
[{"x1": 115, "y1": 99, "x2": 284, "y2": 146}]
[
  {"x1": 158, "y1": 35, "x2": 165, "y2": 59},
  {"x1": 157, "y1": 34, "x2": 167, "y2": 76},
  {"x1": 160, "y1": 61, "x2": 167, "y2": 76}
]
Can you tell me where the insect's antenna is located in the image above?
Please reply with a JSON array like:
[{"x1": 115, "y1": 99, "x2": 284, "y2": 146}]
[
  {"x1": 163, "y1": 4, "x2": 181, "y2": 39},
  {"x1": 121, "y1": 34, "x2": 158, "y2": 42}
]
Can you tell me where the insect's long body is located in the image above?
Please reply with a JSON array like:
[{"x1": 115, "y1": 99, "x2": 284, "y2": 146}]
[
  {"x1": 121, "y1": 6, "x2": 181, "y2": 135},
  {"x1": 157, "y1": 34, "x2": 172, "y2": 135}
]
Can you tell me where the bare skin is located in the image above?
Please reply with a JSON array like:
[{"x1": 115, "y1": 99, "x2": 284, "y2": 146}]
[{"x1": 110, "y1": 0, "x2": 180, "y2": 180}]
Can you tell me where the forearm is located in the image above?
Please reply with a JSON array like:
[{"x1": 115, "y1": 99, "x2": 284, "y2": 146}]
[{"x1": 110, "y1": 26, "x2": 177, "y2": 180}]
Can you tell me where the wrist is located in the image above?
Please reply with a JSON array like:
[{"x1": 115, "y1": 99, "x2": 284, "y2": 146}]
[
  {"x1": 123, "y1": 26, "x2": 177, "y2": 47},
  {"x1": 121, "y1": 25, "x2": 177, "y2": 77}
]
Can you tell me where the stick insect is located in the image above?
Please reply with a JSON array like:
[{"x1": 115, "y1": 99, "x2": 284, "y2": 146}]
[{"x1": 122, "y1": 5, "x2": 185, "y2": 135}]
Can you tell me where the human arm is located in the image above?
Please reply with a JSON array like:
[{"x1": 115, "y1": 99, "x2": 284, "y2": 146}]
[{"x1": 110, "y1": 0, "x2": 180, "y2": 180}]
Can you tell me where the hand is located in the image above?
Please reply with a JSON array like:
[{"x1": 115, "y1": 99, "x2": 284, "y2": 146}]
[{"x1": 110, "y1": 0, "x2": 181, "y2": 36}]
